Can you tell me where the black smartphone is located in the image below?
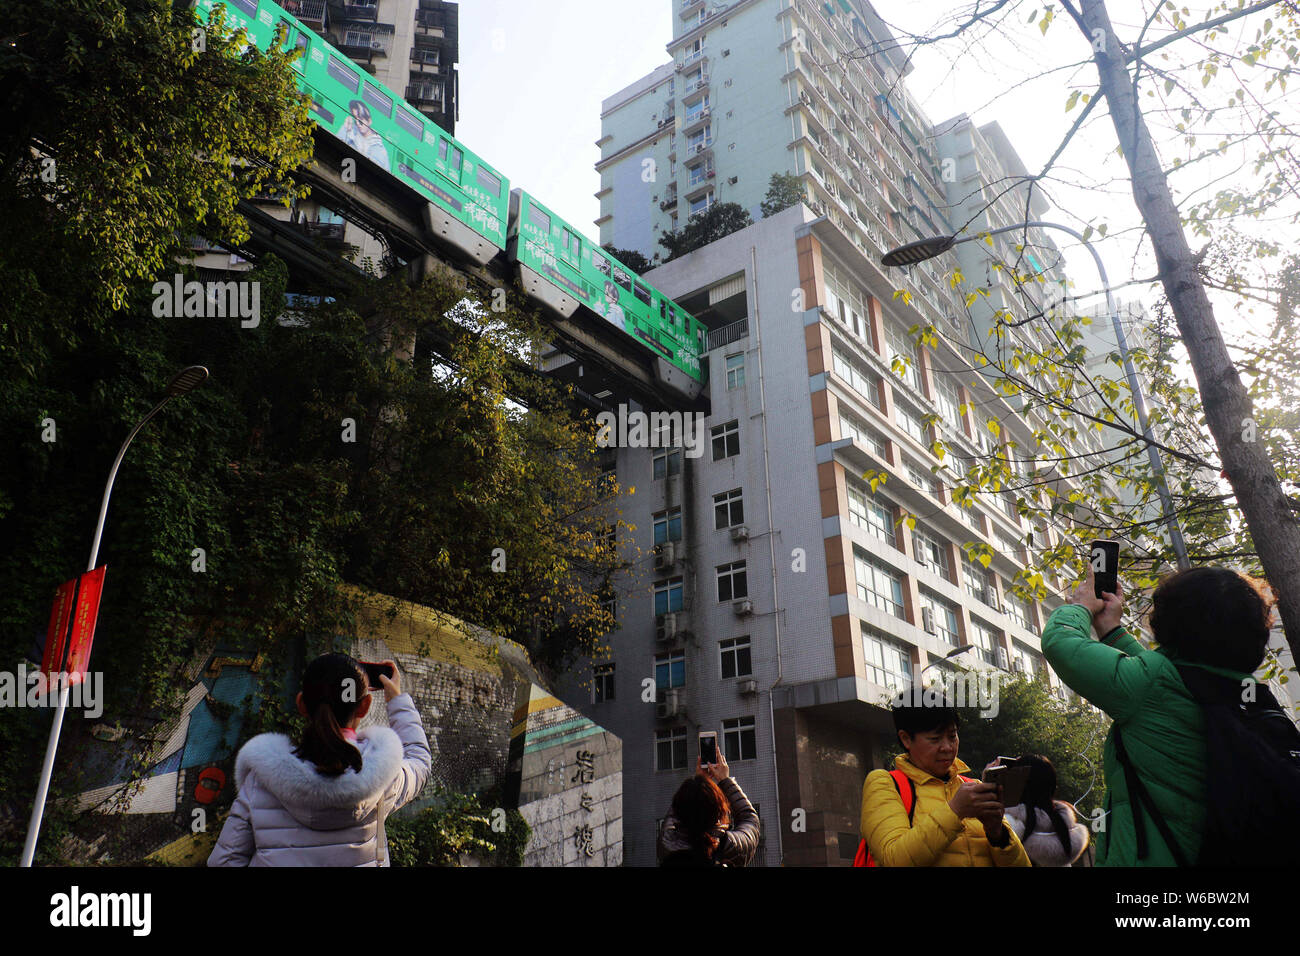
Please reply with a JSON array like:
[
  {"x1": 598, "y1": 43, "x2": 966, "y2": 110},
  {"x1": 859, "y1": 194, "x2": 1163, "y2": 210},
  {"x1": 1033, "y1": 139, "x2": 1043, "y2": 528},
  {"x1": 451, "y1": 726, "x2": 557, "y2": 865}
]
[
  {"x1": 361, "y1": 661, "x2": 394, "y2": 690},
  {"x1": 1089, "y1": 540, "x2": 1120, "y2": 598},
  {"x1": 699, "y1": 731, "x2": 718, "y2": 766}
]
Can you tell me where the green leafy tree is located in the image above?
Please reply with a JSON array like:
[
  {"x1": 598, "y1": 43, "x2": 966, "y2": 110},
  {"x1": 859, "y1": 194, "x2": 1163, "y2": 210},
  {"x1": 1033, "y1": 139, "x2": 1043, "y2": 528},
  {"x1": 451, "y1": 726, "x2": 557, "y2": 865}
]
[
  {"x1": 601, "y1": 244, "x2": 654, "y2": 275},
  {"x1": 760, "y1": 171, "x2": 807, "y2": 218},
  {"x1": 842, "y1": 1, "x2": 1300, "y2": 663},
  {"x1": 953, "y1": 672, "x2": 1110, "y2": 821},
  {"x1": 658, "y1": 201, "x2": 753, "y2": 262}
]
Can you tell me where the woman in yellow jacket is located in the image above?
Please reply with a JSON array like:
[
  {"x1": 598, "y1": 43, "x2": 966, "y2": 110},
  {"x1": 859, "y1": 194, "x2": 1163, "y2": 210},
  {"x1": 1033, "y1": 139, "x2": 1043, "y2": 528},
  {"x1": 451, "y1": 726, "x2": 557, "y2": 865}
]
[{"x1": 860, "y1": 695, "x2": 1030, "y2": 866}]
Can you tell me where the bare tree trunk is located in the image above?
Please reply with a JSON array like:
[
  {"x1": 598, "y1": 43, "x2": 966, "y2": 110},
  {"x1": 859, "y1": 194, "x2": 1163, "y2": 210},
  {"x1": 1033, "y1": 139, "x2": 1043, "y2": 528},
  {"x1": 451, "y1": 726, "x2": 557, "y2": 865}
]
[{"x1": 1079, "y1": 0, "x2": 1300, "y2": 662}]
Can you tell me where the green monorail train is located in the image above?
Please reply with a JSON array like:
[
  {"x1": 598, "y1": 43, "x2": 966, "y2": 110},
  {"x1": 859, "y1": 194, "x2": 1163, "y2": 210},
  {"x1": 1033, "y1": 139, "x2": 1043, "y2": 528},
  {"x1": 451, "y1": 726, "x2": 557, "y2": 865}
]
[{"x1": 193, "y1": 0, "x2": 707, "y2": 386}]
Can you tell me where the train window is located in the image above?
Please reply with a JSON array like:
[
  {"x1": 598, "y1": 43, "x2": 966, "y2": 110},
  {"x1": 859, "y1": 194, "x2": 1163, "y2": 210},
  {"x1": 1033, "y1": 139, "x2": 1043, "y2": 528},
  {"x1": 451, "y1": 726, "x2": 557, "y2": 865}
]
[
  {"x1": 437, "y1": 139, "x2": 463, "y2": 178},
  {"x1": 612, "y1": 267, "x2": 631, "y2": 292},
  {"x1": 528, "y1": 203, "x2": 551, "y2": 235},
  {"x1": 592, "y1": 252, "x2": 611, "y2": 276},
  {"x1": 562, "y1": 228, "x2": 581, "y2": 260},
  {"x1": 362, "y1": 82, "x2": 393, "y2": 118},
  {"x1": 395, "y1": 107, "x2": 423, "y2": 140},
  {"x1": 327, "y1": 55, "x2": 360, "y2": 92},
  {"x1": 633, "y1": 282, "x2": 652, "y2": 307},
  {"x1": 228, "y1": 0, "x2": 259, "y2": 16},
  {"x1": 476, "y1": 166, "x2": 502, "y2": 197}
]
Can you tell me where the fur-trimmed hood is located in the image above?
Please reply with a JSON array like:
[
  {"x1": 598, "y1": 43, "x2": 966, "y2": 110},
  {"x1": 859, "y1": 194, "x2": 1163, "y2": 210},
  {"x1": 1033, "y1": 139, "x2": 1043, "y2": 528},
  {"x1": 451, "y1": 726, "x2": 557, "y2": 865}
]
[
  {"x1": 234, "y1": 726, "x2": 403, "y2": 831},
  {"x1": 1005, "y1": 802, "x2": 1089, "y2": 866}
]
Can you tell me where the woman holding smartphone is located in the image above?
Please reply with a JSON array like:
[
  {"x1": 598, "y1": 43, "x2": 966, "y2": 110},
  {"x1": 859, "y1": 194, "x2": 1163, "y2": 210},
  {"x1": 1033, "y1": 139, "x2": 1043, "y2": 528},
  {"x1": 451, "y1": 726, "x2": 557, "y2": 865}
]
[{"x1": 657, "y1": 742, "x2": 761, "y2": 867}]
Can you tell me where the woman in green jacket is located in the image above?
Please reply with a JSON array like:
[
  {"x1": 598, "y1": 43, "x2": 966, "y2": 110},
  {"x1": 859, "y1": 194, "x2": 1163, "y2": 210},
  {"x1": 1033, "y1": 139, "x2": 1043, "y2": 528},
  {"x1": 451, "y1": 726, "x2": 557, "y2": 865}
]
[{"x1": 1041, "y1": 564, "x2": 1272, "y2": 866}]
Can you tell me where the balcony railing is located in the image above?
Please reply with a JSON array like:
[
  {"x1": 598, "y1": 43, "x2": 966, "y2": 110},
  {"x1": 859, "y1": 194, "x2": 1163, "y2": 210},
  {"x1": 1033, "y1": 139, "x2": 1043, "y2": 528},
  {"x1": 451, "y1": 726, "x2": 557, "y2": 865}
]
[
  {"x1": 410, "y1": 48, "x2": 441, "y2": 68},
  {"x1": 283, "y1": 0, "x2": 326, "y2": 28},
  {"x1": 341, "y1": 2, "x2": 378, "y2": 21},
  {"x1": 707, "y1": 318, "x2": 749, "y2": 351},
  {"x1": 406, "y1": 84, "x2": 444, "y2": 106},
  {"x1": 414, "y1": 8, "x2": 445, "y2": 32}
]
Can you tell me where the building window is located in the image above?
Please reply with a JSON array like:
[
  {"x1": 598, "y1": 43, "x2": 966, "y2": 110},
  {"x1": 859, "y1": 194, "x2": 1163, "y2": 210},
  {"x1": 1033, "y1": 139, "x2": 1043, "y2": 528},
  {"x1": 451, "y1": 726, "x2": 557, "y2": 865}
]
[
  {"x1": 654, "y1": 576, "x2": 684, "y2": 615},
  {"x1": 714, "y1": 488, "x2": 744, "y2": 529},
  {"x1": 935, "y1": 373, "x2": 963, "y2": 432},
  {"x1": 840, "y1": 413, "x2": 886, "y2": 457},
  {"x1": 912, "y1": 526, "x2": 950, "y2": 581},
  {"x1": 653, "y1": 507, "x2": 683, "y2": 545},
  {"x1": 854, "y1": 549, "x2": 905, "y2": 619},
  {"x1": 656, "y1": 727, "x2": 688, "y2": 770},
  {"x1": 884, "y1": 319, "x2": 922, "y2": 391},
  {"x1": 593, "y1": 663, "x2": 615, "y2": 703},
  {"x1": 862, "y1": 625, "x2": 913, "y2": 691},
  {"x1": 711, "y1": 420, "x2": 740, "y2": 460},
  {"x1": 904, "y1": 457, "x2": 931, "y2": 490},
  {"x1": 895, "y1": 401, "x2": 927, "y2": 444},
  {"x1": 970, "y1": 617, "x2": 1002, "y2": 667},
  {"x1": 1012, "y1": 640, "x2": 1040, "y2": 676},
  {"x1": 831, "y1": 346, "x2": 883, "y2": 408},
  {"x1": 725, "y1": 352, "x2": 745, "y2": 389},
  {"x1": 689, "y1": 191, "x2": 714, "y2": 215},
  {"x1": 847, "y1": 481, "x2": 895, "y2": 546},
  {"x1": 918, "y1": 589, "x2": 961, "y2": 646},
  {"x1": 655, "y1": 650, "x2": 686, "y2": 693},
  {"x1": 716, "y1": 561, "x2": 748, "y2": 602},
  {"x1": 653, "y1": 445, "x2": 682, "y2": 479},
  {"x1": 722, "y1": 716, "x2": 757, "y2": 761},
  {"x1": 720, "y1": 636, "x2": 752, "y2": 678},
  {"x1": 1004, "y1": 585, "x2": 1035, "y2": 633},
  {"x1": 963, "y1": 557, "x2": 995, "y2": 607}
]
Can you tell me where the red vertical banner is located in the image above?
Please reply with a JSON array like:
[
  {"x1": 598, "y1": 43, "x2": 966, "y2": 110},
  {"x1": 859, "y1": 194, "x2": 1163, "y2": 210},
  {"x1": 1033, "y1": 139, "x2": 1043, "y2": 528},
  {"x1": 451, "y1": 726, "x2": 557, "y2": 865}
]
[
  {"x1": 41, "y1": 578, "x2": 78, "y2": 684},
  {"x1": 64, "y1": 566, "x2": 107, "y2": 685}
]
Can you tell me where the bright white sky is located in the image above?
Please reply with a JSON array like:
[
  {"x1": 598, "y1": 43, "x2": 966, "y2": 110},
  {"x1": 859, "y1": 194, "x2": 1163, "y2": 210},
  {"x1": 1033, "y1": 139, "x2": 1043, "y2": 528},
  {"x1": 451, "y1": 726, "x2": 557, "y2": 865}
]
[{"x1": 456, "y1": 0, "x2": 1288, "y2": 337}]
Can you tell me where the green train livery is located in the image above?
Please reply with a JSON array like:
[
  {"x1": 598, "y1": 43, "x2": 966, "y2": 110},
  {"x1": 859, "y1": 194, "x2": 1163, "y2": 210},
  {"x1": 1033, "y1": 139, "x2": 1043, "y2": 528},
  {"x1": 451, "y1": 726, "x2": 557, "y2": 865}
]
[
  {"x1": 507, "y1": 189, "x2": 705, "y2": 386},
  {"x1": 193, "y1": 0, "x2": 508, "y2": 264}
]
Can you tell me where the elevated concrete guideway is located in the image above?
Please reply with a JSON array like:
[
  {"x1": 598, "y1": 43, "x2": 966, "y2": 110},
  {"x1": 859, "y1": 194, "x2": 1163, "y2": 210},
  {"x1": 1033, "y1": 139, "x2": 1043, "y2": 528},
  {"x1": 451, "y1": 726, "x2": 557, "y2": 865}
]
[{"x1": 233, "y1": 128, "x2": 710, "y2": 415}]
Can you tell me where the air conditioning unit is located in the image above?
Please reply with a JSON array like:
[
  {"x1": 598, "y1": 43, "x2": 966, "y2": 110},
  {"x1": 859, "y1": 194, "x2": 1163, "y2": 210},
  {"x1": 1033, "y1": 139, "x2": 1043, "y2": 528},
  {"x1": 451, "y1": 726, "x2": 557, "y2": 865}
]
[
  {"x1": 656, "y1": 613, "x2": 678, "y2": 641},
  {"x1": 921, "y1": 607, "x2": 936, "y2": 635},
  {"x1": 730, "y1": 525, "x2": 750, "y2": 542},
  {"x1": 738, "y1": 678, "x2": 759, "y2": 695},
  {"x1": 733, "y1": 598, "x2": 754, "y2": 616},
  {"x1": 1012, "y1": 658, "x2": 1025, "y2": 674},
  {"x1": 655, "y1": 688, "x2": 684, "y2": 719},
  {"x1": 654, "y1": 541, "x2": 677, "y2": 569},
  {"x1": 371, "y1": 41, "x2": 384, "y2": 49},
  {"x1": 997, "y1": 646, "x2": 1010, "y2": 671}
]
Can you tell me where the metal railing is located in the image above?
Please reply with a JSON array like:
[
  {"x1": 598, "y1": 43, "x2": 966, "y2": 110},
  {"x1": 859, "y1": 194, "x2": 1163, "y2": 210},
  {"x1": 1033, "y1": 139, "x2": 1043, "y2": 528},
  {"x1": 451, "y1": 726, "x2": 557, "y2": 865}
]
[{"x1": 707, "y1": 318, "x2": 749, "y2": 351}]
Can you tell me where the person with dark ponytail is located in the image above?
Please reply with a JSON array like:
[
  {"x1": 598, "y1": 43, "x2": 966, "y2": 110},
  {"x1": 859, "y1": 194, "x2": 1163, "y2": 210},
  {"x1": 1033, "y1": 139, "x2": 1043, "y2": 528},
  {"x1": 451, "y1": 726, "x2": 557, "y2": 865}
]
[
  {"x1": 1002, "y1": 755, "x2": 1090, "y2": 866},
  {"x1": 657, "y1": 749, "x2": 761, "y2": 867},
  {"x1": 208, "y1": 654, "x2": 431, "y2": 866}
]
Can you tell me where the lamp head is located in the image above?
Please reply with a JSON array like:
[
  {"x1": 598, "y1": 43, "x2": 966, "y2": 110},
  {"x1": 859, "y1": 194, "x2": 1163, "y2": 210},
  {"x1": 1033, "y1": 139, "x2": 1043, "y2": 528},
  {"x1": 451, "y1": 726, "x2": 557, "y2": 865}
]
[
  {"x1": 165, "y1": 365, "x2": 209, "y2": 397},
  {"x1": 881, "y1": 235, "x2": 956, "y2": 268}
]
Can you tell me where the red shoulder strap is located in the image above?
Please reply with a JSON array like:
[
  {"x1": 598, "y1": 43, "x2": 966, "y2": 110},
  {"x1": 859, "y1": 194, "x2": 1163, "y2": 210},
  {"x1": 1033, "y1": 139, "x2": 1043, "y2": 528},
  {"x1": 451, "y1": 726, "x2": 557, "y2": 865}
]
[{"x1": 858, "y1": 770, "x2": 917, "y2": 867}]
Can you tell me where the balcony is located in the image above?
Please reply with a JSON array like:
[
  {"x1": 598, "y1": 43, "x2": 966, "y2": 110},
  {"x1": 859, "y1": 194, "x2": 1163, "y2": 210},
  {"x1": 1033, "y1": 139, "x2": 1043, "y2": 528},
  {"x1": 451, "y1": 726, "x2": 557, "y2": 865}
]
[
  {"x1": 681, "y1": 106, "x2": 711, "y2": 134},
  {"x1": 340, "y1": 1, "x2": 377, "y2": 21},
  {"x1": 414, "y1": 8, "x2": 445, "y2": 34},
  {"x1": 337, "y1": 31, "x2": 390, "y2": 60},
  {"x1": 283, "y1": 0, "x2": 326, "y2": 30},
  {"x1": 686, "y1": 138, "x2": 713, "y2": 158},
  {"x1": 406, "y1": 84, "x2": 444, "y2": 107},
  {"x1": 676, "y1": 48, "x2": 707, "y2": 71},
  {"x1": 680, "y1": 0, "x2": 705, "y2": 15},
  {"x1": 660, "y1": 187, "x2": 678, "y2": 211},
  {"x1": 409, "y1": 48, "x2": 441, "y2": 71},
  {"x1": 707, "y1": 318, "x2": 749, "y2": 351}
]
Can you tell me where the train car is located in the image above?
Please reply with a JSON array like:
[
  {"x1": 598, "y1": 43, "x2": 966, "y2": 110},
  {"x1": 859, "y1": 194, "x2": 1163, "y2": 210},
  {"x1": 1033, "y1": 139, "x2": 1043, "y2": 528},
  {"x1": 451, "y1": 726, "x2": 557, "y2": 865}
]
[
  {"x1": 193, "y1": 0, "x2": 508, "y2": 265},
  {"x1": 506, "y1": 188, "x2": 705, "y2": 385}
]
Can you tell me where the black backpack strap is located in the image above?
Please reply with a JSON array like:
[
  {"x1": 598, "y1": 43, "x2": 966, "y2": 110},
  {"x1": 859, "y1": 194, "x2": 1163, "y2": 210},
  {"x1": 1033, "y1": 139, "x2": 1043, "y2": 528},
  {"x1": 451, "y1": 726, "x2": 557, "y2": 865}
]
[{"x1": 1112, "y1": 727, "x2": 1191, "y2": 867}]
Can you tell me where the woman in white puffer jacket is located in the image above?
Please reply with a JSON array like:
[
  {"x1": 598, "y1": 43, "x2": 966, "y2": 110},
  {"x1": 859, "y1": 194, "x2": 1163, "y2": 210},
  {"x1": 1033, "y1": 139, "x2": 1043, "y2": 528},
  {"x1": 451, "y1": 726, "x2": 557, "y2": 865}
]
[
  {"x1": 208, "y1": 653, "x2": 431, "y2": 867},
  {"x1": 1003, "y1": 754, "x2": 1090, "y2": 867}
]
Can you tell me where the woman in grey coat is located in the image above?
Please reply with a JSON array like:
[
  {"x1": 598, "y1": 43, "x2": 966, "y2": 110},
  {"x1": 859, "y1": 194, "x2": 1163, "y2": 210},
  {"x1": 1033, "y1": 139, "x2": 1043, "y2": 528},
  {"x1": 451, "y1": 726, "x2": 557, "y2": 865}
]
[
  {"x1": 208, "y1": 654, "x2": 431, "y2": 867},
  {"x1": 657, "y1": 749, "x2": 761, "y2": 867}
]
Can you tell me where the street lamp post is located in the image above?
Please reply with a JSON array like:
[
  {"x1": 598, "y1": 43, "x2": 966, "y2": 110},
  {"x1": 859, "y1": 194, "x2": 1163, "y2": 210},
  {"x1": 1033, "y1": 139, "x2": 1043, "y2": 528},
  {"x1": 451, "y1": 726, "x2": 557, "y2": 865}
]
[
  {"x1": 882, "y1": 224, "x2": 1190, "y2": 572},
  {"x1": 19, "y1": 365, "x2": 209, "y2": 868}
]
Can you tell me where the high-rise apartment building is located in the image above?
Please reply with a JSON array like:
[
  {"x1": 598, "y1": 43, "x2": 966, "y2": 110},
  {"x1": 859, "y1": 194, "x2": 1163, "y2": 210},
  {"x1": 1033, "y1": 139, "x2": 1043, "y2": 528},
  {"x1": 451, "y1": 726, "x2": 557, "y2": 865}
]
[{"x1": 567, "y1": 0, "x2": 1153, "y2": 868}]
